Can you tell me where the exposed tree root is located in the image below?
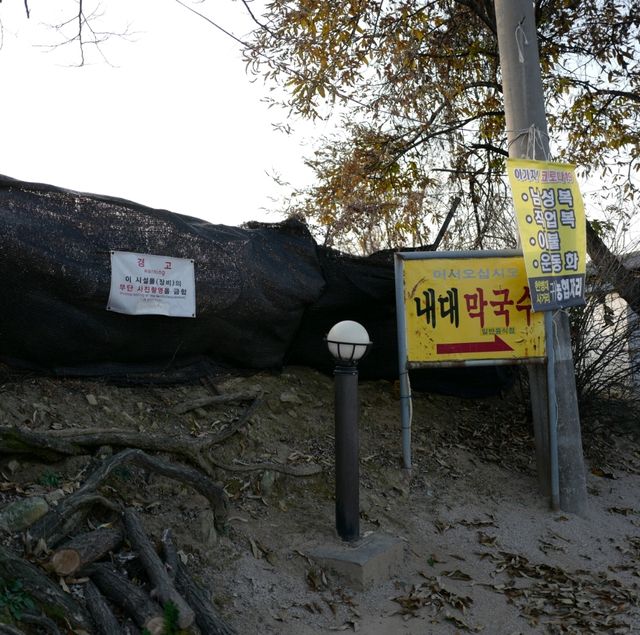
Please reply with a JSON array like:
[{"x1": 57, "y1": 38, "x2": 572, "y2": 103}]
[
  {"x1": 0, "y1": 390, "x2": 321, "y2": 633},
  {"x1": 0, "y1": 393, "x2": 322, "y2": 480}
]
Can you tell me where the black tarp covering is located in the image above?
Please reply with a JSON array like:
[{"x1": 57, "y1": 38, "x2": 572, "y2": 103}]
[
  {"x1": 0, "y1": 175, "x2": 324, "y2": 374},
  {"x1": 0, "y1": 174, "x2": 511, "y2": 395}
]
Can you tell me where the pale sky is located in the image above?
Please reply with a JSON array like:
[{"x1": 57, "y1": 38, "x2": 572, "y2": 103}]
[
  {"x1": 0, "y1": 1, "x2": 317, "y2": 226},
  {"x1": 0, "y1": 2, "x2": 635, "y2": 240}
]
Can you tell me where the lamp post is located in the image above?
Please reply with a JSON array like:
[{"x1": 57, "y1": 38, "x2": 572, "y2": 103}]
[{"x1": 326, "y1": 320, "x2": 372, "y2": 542}]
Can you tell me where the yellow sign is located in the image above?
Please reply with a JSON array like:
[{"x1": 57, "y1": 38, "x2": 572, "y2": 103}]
[
  {"x1": 507, "y1": 159, "x2": 586, "y2": 311},
  {"x1": 402, "y1": 255, "x2": 545, "y2": 364}
]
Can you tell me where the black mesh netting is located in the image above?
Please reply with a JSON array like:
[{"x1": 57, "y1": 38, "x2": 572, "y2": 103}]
[
  {"x1": 0, "y1": 175, "x2": 323, "y2": 377},
  {"x1": 0, "y1": 174, "x2": 511, "y2": 394}
]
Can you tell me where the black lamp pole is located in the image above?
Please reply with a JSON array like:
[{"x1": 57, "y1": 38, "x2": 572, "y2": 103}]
[{"x1": 334, "y1": 362, "x2": 360, "y2": 542}]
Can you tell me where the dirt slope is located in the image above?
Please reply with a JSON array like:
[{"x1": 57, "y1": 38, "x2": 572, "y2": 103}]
[{"x1": 1, "y1": 365, "x2": 639, "y2": 634}]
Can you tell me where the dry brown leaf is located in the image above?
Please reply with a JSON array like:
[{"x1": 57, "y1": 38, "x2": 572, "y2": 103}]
[
  {"x1": 444, "y1": 612, "x2": 481, "y2": 632},
  {"x1": 307, "y1": 568, "x2": 326, "y2": 591},
  {"x1": 608, "y1": 506, "x2": 636, "y2": 516},
  {"x1": 591, "y1": 467, "x2": 616, "y2": 479},
  {"x1": 477, "y1": 531, "x2": 497, "y2": 547},
  {"x1": 458, "y1": 517, "x2": 496, "y2": 529},
  {"x1": 294, "y1": 549, "x2": 312, "y2": 565},
  {"x1": 434, "y1": 519, "x2": 452, "y2": 533},
  {"x1": 442, "y1": 569, "x2": 473, "y2": 581},
  {"x1": 249, "y1": 537, "x2": 261, "y2": 559}
]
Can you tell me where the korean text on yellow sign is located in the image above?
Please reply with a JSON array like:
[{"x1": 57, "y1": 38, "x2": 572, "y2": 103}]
[
  {"x1": 403, "y1": 256, "x2": 545, "y2": 364},
  {"x1": 507, "y1": 159, "x2": 586, "y2": 311}
]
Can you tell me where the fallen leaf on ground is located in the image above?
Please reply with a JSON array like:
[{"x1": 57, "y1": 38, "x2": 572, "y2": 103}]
[
  {"x1": 591, "y1": 467, "x2": 616, "y2": 479},
  {"x1": 442, "y1": 569, "x2": 473, "y2": 581}
]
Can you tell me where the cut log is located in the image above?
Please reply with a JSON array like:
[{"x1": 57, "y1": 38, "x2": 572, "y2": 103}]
[
  {"x1": 85, "y1": 562, "x2": 162, "y2": 631},
  {"x1": 161, "y1": 528, "x2": 237, "y2": 635},
  {"x1": 84, "y1": 580, "x2": 122, "y2": 635},
  {"x1": 0, "y1": 545, "x2": 93, "y2": 632},
  {"x1": 49, "y1": 526, "x2": 123, "y2": 576},
  {"x1": 143, "y1": 617, "x2": 165, "y2": 635},
  {"x1": 28, "y1": 493, "x2": 121, "y2": 550},
  {"x1": 123, "y1": 508, "x2": 194, "y2": 629}
]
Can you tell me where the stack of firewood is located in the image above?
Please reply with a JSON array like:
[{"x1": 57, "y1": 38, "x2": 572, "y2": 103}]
[
  {"x1": 1, "y1": 511, "x2": 235, "y2": 634},
  {"x1": 0, "y1": 448, "x2": 236, "y2": 634}
]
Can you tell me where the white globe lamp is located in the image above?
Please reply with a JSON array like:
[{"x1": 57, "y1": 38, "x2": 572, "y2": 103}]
[{"x1": 326, "y1": 320, "x2": 372, "y2": 365}]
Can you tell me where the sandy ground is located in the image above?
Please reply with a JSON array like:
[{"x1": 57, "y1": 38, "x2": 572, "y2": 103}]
[{"x1": 1, "y1": 365, "x2": 639, "y2": 634}]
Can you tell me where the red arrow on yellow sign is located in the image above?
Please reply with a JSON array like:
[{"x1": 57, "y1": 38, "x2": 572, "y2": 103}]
[{"x1": 436, "y1": 335, "x2": 514, "y2": 355}]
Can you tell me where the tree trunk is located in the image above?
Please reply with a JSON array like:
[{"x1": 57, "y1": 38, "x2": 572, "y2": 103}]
[{"x1": 586, "y1": 221, "x2": 640, "y2": 315}]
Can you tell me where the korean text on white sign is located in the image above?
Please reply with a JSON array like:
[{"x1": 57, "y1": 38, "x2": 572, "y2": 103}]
[{"x1": 107, "y1": 251, "x2": 196, "y2": 318}]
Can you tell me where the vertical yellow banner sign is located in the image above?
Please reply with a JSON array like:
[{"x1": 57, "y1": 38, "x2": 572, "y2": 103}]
[{"x1": 506, "y1": 159, "x2": 586, "y2": 311}]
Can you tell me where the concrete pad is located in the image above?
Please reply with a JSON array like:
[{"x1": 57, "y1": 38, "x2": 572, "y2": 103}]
[{"x1": 307, "y1": 533, "x2": 405, "y2": 590}]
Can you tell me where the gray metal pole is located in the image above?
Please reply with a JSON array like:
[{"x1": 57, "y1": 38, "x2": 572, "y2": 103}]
[
  {"x1": 494, "y1": 0, "x2": 587, "y2": 515},
  {"x1": 395, "y1": 254, "x2": 412, "y2": 471},
  {"x1": 334, "y1": 366, "x2": 360, "y2": 541}
]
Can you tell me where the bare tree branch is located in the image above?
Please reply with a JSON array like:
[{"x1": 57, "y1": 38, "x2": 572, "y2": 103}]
[
  {"x1": 174, "y1": 0, "x2": 249, "y2": 48},
  {"x1": 240, "y1": 0, "x2": 275, "y2": 35}
]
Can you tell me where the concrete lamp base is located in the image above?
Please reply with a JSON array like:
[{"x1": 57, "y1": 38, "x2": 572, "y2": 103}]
[{"x1": 307, "y1": 533, "x2": 405, "y2": 591}]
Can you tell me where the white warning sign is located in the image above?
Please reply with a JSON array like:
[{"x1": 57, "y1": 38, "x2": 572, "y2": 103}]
[{"x1": 107, "y1": 251, "x2": 196, "y2": 318}]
